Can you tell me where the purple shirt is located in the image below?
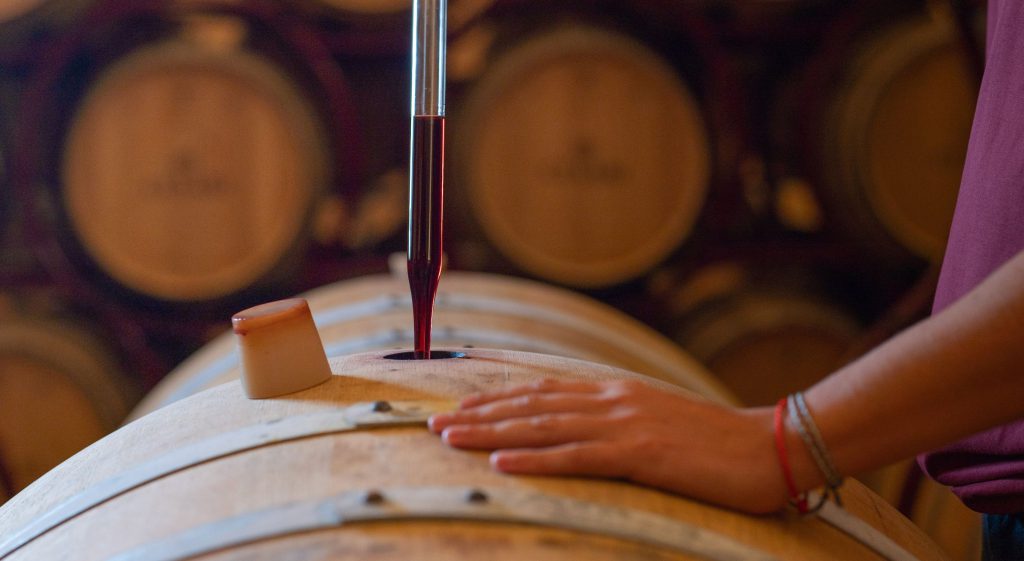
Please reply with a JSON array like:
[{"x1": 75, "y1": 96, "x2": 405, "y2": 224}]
[{"x1": 918, "y1": 0, "x2": 1024, "y2": 514}]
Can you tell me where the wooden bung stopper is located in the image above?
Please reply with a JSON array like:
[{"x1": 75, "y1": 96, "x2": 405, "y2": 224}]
[{"x1": 232, "y1": 298, "x2": 332, "y2": 399}]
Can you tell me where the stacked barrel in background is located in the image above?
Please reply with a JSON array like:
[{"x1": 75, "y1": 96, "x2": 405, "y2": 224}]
[{"x1": 0, "y1": 0, "x2": 983, "y2": 557}]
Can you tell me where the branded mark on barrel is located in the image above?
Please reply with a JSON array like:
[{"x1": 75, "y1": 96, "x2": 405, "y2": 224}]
[
  {"x1": 147, "y1": 153, "x2": 230, "y2": 199},
  {"x1": 547, "y1": 140, "x2": 631, "y2": 187}
]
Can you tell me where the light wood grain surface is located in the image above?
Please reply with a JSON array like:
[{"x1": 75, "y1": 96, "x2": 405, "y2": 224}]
[
  {"x1": 0, "y1": 350, "x2": 948, "y2": 561},
  {"x1": 132, "y1": 271, "x2": 737, "y2": 418}
]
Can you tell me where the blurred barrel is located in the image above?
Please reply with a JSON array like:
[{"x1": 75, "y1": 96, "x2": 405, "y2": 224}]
[
  {"x1": 132, "y1": 270, "x2": 737, "y2": 417},
  {"x1": 666, "y1": 263, "x2": 860, "y2": 407},
  {"x1": 0, "y1": 348, "x2": 949, "y2": 560},
  {"x1": 810, "y1": 14, "x2": 977, "y2": 261},
  {"x1": 452, "y1": 24, "x2": 712, "y2": 288},
  {"x1": 12, "y1": 4, "x2": 348, "y2": 307},
  {"x1": 60, "y1": 25, "x2": 330, "y2": 303},
  {"x1": 0, "y1": 293, "x2": 137, "y2": 502}
]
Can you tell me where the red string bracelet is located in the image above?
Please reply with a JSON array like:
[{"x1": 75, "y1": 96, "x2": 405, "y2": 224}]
[{"x1": 774, "y1": 397, "x2": 809, "y2": 514}]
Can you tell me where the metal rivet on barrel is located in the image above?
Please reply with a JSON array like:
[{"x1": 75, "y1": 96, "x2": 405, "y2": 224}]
[
  {"x1": 466, "y1": 489, "x2": 489, "y2": 504},
  {"x1": 371, "y1": 400, "x2": 393, "y2": 413},
  {"x1": 364, "y1": 490, "x2": 386, "y2": 505}
]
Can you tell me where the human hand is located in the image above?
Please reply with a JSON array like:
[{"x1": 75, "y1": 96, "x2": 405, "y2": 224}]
[{"x1": 429, "y1": 378, "x2": 789, "y2": 514}]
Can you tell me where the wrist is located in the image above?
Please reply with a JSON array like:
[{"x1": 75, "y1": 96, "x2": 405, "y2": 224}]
[
  {"x1": 763, "y1": 400, "x2": 827, "y2": 512},
  {"x1": 740, "y1": 406, "x2": 804, "y2": 513}
]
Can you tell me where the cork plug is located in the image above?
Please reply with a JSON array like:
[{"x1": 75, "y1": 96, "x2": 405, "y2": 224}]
[{"x1": 232, "y1": 298, "x2": 332, "y2": 399}]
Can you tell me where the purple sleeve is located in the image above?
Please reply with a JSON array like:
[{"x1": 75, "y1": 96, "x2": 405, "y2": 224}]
[{"x1": 917, "y1": 0, "x2": 1024, "y2": 514}]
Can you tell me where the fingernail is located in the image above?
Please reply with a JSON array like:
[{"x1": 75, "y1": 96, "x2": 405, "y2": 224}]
[
  {"x1": 490, "y1": 451, "x2": 515, "y2": 471},
  {"x1": 428, "y1": 413, "x2": 451, "y2": 433},
  {"x1": 441, "y1": 426, "x2": 467, "y2": 445}
]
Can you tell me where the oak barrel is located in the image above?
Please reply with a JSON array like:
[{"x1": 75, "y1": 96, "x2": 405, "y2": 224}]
[
  {"x1": 675, "y1": 291, "x2": 859, "y2": 408},
  {"x1": 659, "y1": 263, "x2": 859, "y2": 408},
  {"x1": 58, "y1": 20, "x2": 331, "y2": 303},
  {"x1": 0, "y1": 348, "x2": 949, "y2": 561},
  {"x1": 818, "y1": 15, "x2": 977, "y2": 261},
  {"x1": 132, "y1": 270, "x2": 736, "y2": 418},
  {"x1": 452, "y1": 25, "x2": 711, "y2": 288},
  {"x1": 0, "y1": 296, "x2": 136, "y2": 501}
]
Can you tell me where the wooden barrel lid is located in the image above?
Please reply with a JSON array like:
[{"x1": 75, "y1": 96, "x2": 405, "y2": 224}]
[
  {"x1": 0, "y1": 310, "x2": 135, "y2": 499},
  {"x1": 456, "y1": 26, "x2": 711, "y2": 288},
  {"x1": 1, "y1": 350, "x2": 948, "y2": 561},
  {"x1": 823, "y1": 17, "x2": 976, "y2": 262},
  {"x1": 60, "y1": 39, "x2": 329, "y2": 302}
]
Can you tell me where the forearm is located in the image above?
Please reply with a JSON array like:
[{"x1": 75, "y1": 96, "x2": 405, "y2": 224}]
[
  {"x1": 796, "y1": 251, "x2": 1024, "y2": 490},
  {"x1": 429, "y1": 253, "x2": 1024, "y2": 513}
]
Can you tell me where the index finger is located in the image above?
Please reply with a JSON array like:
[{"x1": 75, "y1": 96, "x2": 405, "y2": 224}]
[{"x1": 460, "y1": 378, "x2": 607, "y2": 408}]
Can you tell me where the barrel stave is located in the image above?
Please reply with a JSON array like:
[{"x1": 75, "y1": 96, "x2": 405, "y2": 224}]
[{"x1": 0, "y1": 350, "x2": 948, "y2": 561}]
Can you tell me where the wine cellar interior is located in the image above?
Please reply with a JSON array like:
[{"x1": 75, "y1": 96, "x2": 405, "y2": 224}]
[{"x1": 0, "y1": 0, "x2": 987, "y2": 559}]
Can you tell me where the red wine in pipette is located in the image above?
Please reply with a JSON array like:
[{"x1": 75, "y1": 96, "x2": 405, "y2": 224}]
[{"x1": 408, "y1": 114, "x2": 445, "y2": 359}]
